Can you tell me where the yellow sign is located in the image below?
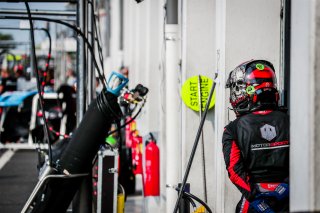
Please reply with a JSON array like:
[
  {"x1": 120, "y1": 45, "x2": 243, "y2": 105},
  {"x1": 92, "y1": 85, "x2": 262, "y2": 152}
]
[
  {"x1": 181, "y1": 75, "x2": 216, "y2": 112},
  {"x1": 6, "y1": 54, "x2": 22, "y2": 61}
]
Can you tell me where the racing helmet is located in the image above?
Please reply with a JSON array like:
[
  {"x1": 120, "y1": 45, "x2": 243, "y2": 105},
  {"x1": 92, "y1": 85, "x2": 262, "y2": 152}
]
[{"x1": 226, "y1": 60, "x2": 279, "y2": 115}]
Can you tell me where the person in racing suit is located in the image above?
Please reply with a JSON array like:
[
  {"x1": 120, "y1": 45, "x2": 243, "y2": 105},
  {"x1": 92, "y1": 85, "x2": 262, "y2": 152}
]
[{"x1": 222, "y1": 60, "x2": 289, "y2": 213}]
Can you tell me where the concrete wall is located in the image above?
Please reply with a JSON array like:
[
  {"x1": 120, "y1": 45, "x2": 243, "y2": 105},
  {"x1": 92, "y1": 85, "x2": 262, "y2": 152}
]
[
  {"x1": 181, "y1": 0, "x2": 216, "y2": 211},
  {"x1": 123, "y1": 1, "x2": 166, "y2": 212},
  {"x1": 222, "y1": 1, "x2": 282, "y2": 212},
  {"x1": 94, "y1": 0, "x2": 320, "y2": 211},
  {"x1": 291, "y1": 0, "x2": 320, "y2": 211},
  {"x1": 105, "y1": 0, "x2": 122, "y2": 75},
  {"x1": 120, "y1": 0, "x2": 282, "y2": 212},
  {"x1": 314, "y1": 3, "x2": 320, "y2": 208}
]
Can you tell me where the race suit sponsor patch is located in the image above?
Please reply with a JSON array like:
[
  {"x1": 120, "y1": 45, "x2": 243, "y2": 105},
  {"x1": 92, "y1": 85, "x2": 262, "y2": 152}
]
[
  {"x1": 251, "y1": 141, "x2": 289, "y2": 150},
  {"x1": 260, "y1": 124, "x2": 277, "y2": 141}
]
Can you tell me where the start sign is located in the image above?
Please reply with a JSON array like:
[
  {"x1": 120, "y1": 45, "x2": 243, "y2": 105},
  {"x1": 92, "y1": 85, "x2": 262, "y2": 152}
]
[{"x1": 181, "y1": 75, "x2": 216, "y2": 112}]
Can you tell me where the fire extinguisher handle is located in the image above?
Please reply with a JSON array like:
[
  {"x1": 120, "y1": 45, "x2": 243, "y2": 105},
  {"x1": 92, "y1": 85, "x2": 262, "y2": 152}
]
[{"x1": 149, "y1": 132, "x2": 155, "y2": 141}]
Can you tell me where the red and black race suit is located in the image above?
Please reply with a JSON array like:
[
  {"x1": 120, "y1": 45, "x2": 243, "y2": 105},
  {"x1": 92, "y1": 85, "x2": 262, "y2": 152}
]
[{"x1": 222, "y1": 110, "x2": 289, "y2": 205}]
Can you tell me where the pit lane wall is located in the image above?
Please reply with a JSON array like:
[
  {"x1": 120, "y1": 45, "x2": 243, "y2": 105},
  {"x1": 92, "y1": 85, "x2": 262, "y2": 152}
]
[
  {"x1": 290, "y1": 0, "x2": 320, "y2": 211},
  {"x1": 102, "y1": 0, "x2": 291, "y2": 212}
]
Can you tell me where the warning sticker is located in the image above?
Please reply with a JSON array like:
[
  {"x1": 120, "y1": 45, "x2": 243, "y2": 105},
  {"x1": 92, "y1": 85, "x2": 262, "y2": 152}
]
[{"x1": 181, "y1": 75, "x2": 216, "y2": 112}]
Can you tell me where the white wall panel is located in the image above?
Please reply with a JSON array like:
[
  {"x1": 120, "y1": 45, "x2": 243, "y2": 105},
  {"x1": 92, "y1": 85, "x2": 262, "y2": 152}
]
[
  {"x1": 121, "y1": 0, "x2": 282, "y2": 212},
  {"x1": 181, "y1": 0, "x2": 216, "y2": 211},
  {"x1": 223, "y1": 0, "x2": 281, "y2": 212},
  {"x1": 291, "y1": 0, "x2": 320, "y2": 211},
  {"x1": 123, "y1": 1, "x2": 166, "y2": 212}
]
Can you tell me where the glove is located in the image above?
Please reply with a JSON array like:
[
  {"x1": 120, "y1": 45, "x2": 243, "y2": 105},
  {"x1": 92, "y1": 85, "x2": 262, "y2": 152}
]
[
  {"x1": 273, "y1": 183, "x2": 289, "y2": 200},
  {"x1": 256, "y1": 183, "x2": 289, "y2": 201},
  {"x1": 250, "y1": 199, "x2": 275, "y2": 213}
]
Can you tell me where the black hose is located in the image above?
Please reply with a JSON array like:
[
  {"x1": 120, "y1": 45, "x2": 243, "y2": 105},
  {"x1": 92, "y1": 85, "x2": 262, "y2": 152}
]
[
  {"x1": 41, "y1": 28, "x2": 52, "y2": 81},
  {"x1": 0, "y1": 14, "x2": 136, "y2": 137},
  {"x1": 25, "y1": 2, "x2": 53, "y2": 166},
  {"x1": 182, "y1": 194, "x2": 196, "y2": 210},
  {"x1": 96, "y1": 90, "x2": 122, "y2": 120},
  {"x1": 0, "y1": 15, "x2": 107, "y2": 90},
  {"x1": 107, "y1": 104, "x2": 143, "y2": 136},
  {"x1": 183, "y1": 191, "x2": 212, "y2": 213},
  {"x1": 88, "y1": 0, "x2": 105, "y2": 74},
  {"x1": 173, "y1": 75, "x2": 217, "y2": 213},
  {"x1": 173, "y1": 185, "x2": 211, "y2": 212}
]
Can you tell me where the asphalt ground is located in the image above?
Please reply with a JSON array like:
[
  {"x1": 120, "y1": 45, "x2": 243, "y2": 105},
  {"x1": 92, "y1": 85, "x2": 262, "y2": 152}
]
[
  {"x1": 0, "y1": 149, "x2": 39, "y2": 213},
  {"x1": 0, "y1": 149, "x2": 6, "y2": 158},
  {"x1": 0, "y1": 149, "x2": 143, "y2": 213},
  {"x1": 125, "y1": 195, "x2": 143, "y2": 213}
]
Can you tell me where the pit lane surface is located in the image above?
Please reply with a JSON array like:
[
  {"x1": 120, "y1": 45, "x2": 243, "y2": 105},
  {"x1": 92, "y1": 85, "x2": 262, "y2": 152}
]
[
  {"x1": 0, "y1": 149, "x2": 144, "y2": 213},
  {"x1": 0, "y1": 149, "x2": 38, "y2": 213}
]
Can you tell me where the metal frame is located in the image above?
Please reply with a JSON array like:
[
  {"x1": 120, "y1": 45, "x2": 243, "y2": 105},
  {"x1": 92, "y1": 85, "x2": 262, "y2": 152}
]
[
  {"x1": 0, "y1": 142, "x2": 48, "y2": 150},
  {"x1": 0, "y1": 0, "x2": 77, "y2": 2},
  {"x1": 73, "y1": 1, "x2": 91, "y2": 212},
  {"x1": 0, "y1": 1, "x2": 91, "y2": 143},
  {"x1": 282, "y1": 0, "x2": 291, "y2": 109},
  {"x1": 28, "y1": 92, "x2": 59, "y2": 145},
  {"x1": 0, "y1": 41, "x2": 30, "y2": 46},
  {"x1": 0, "y1": 2, "x2": 97, "y2": 213},
  {"x1": 0, "y1": 9, "x2": 76, "y2": 17}
]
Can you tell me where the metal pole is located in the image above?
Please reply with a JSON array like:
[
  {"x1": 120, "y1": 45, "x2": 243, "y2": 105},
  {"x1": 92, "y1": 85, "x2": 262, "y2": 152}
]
[
  {"x1": 91, "y1": 0, "x2": 96, "y2": 98},
  {"x1": 0, "y1": 41, "x2": 30, "y2": 45},
  {"x1": 0, "y1": 0, "x2": 77, "y2": 2},
  {"x1": 76, "y1": 0, "x2": 87, "y2": 123},
  {"x1": 29, "y1": 29, "x2": 34, "y2": 79},
  {"x1": 87, "y1": 0, "x2": 95, "y2": 102},
  {"x1": 73, "y1": 0, "x2": 91, "y2": 212},
  {"x1": 166, "y1": 0, "x2": 178, "y2": 24},
  {"x1": 84, "y1": 0, "x2": 89, "y2": 105},
  {"x1": 173, "y1": 77, "x2": 217, "y2": 213},
  {"x1": 197, "y1": 75, "x2": 208, "y2": 205},
  {"x1": 165, "y1": 0, "x2": 180, "y2": 212},
  {"x1": 0, "y1": 9, "x2": 76, "y2": 17},
  {"x1": 283, "y1": 0, "x2": 291, "y2": 110},
  {"x1": 178, "y1": 183, "x2": 190, "y2": 213}
]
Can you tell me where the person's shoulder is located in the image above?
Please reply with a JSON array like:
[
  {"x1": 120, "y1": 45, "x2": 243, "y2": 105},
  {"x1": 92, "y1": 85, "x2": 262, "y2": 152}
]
[
  {"x1": 271, "y1": 109, "x2": 289, "y2": 118},
  {"x1": 224, "y1": 117, "x2": 241, "y2": 130},
  {"x1": 246, "y1": 110, "x2": 289, "y2": 122}
]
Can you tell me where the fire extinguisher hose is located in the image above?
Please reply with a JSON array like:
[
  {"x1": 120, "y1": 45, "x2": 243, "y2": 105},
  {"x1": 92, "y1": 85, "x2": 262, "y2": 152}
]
[
  {"x1": 183, "y1": 191, "x2": 212, "y2": 213},
  {"x1": 183, "y1": 194, "x2": 197, "y2": 210}
]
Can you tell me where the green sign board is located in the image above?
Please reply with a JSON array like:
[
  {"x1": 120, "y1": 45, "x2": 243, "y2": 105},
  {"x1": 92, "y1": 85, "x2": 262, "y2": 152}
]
[{"x1": 181, "y1": 75, "x2": 216, "y2": 112}]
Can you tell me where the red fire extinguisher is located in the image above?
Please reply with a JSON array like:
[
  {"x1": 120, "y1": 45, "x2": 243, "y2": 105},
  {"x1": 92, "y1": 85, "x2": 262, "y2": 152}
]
[
  {"x1": 132, "y1": 130, "x2": 143, "y2": 175},
  {"x1": 125, "y1": 118, "x2": 136, "y2": 148},
  {"x1": 144, "y1": 133, "x2": 160, "y2": 196}
]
